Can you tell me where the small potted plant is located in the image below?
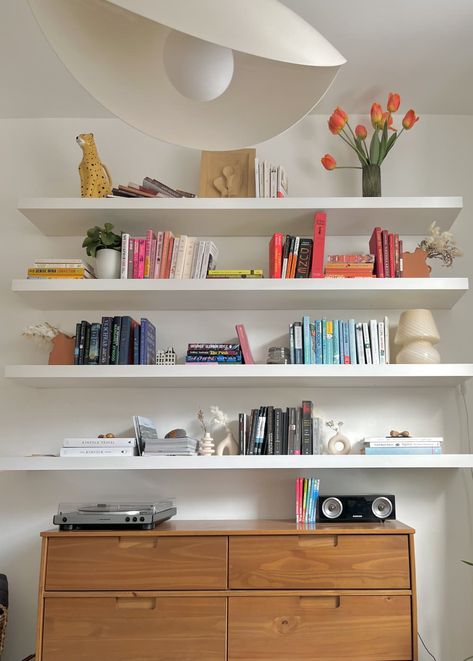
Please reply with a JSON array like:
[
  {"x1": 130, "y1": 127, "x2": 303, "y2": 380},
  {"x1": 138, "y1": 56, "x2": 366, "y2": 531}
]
[{"x1": 82, "y1": 223, "x2": 122, "y2": 278}]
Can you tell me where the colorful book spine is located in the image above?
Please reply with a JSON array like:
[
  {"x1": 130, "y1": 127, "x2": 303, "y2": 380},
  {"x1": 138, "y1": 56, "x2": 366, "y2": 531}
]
[
  {"x1": 88, "y1": 323, "x2": 101, "y2": 365},
  {"x1": 326, "y1": 321, "x2": 334, "y2": 364},
  {"x1": 311, "y1": 212, "x2": 327, "y2": 278},
  {"x1": 381, "y1": 230, "x2": 390, "y2": 277},
  {"x1": 315, "y1": 320, "x2": 323, "y2": 364},
  {"x1": 369, "y1": 227, "x2": 384, "y2": 278},
  {"x1": 127, "y1": 238, "x2": 134, "y2": 279},
  {"x1": 235, "y1": 325, "x2": 254, "y2": 364},
  {"x1": 303, "y1": 316, "x2": 311, "y2": 365},
  {"x1": 144, "y1": 230, "x2": 155, "y2": 278},
  {"x1": 342, "y1": 321, "x2": 350, "y2": 364},
  {"x1": 293, "y1": 322, "x2": 303, "y2": 364},
  {"x1": 333, "y1": 320, "x2": 340, "y2": 365},
  {"x1": 309, "y1": 322, "x2": 316, "y2": 365},
  {"x1": 321, "y1": 318, "x2": 327, "y2": 364},
  {"x1": 348, "y1": 319, "x2": 356, "y2": 364},
  {"x1": 120, "y1": 233, "x2": 130, "y2": 279},
  {"x1": 269, "y1": 233, "x2": 284, "y2": 278}
]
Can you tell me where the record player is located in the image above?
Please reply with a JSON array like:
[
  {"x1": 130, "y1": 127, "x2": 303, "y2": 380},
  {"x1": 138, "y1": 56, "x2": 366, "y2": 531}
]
[{"x1": 54, "y1": 500, "x2": 177, "y2": 530}]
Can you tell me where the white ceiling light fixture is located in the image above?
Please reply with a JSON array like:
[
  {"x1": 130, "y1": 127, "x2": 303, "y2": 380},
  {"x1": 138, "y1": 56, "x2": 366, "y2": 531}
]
[{"x1": 28, "y1": 0, "x2": 346, "y2": 150}]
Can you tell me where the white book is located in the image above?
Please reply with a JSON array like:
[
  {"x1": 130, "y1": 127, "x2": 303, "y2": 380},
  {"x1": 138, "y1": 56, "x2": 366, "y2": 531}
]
[
  {"x1": 174, "y1": 235, "x2": 188, "y2": 279},
  {"x1": 35, "y1": 258, "x2": 92, "y2": 267},
  {"x1": 169, "y1": 237, "x2": 181, "y2": 279},
  {"x1": 120, "y1": 233, "x2": 130, "y2": 279},
  {"x1": 191, "y1": 240, "x2": 206, "y2": 279},
  {"x1": 263, "y1": 160, "x2": 270, "y2": 197},
  {"x1": 364, "y1": 439, "x2": 443, "y2": 447},
  {"x1": 355, "y1": 323, "x2": 365, "y2": 365},
  {"x1": 364, "y1": 436, "x2": 443, "y2": 443},
  {"x1": 259, "y1": 159, "x2": 264, "y2": 198},
  {"x1": 254, "y1": 158, "x2": 260, "y2": 198},
  {"x1": 378, "y1": 321, "x2": 386, "y2": 364},
  {"x1": 60, "y1": 447, "x2": 137, "y2": 457},
  {"x1": 200, "y1": 240, "x2": 219, "y2": 278},
  {"x1": 153, "y1": 231, "x2": 164, "y2": 278},
  {"x1": 270, "y1": 166, "x2": 278, "y2": 198},
  {"x1": 182, "y1": 238, "x2": 196, "y2": 279},
  {"x1": 384, "y1": 315, "x2": 390, "y2": 364},
  {"x1": 369, "y1": 320, "x2": 379, "y2": 364},
  {"x1": 63, "y1": 437, "x2": 136, "y2": 448},
  {"x1": 362, "y1": 322, "x2": 372, "y2": 364}
]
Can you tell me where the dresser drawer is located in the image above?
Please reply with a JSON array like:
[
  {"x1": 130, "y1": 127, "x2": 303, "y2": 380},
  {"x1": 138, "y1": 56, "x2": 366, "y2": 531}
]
[
  {"x1": 229, "y1": 534, "x2": 410, "y2": 589},
  {"x1": 42, "y1": 595, "x2": 226, "y2": 661},
  {"x1": 45, "y1": 536, "x2": 227, "y2": 590},
  {"x1": 228, "y1": 595, "x2": 412, "y2": 661}
]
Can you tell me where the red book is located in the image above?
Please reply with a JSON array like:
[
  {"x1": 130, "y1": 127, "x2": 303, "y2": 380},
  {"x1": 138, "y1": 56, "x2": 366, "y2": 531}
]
[
  {"x1": 399, "y1": 239, "x2": 404, "y2": 276},
  {"x1": 137, "y1": 239, "x2": 146, "y2": 279},
  {"x1": 236, "y1": 324, "x2": 254, "y2": 364},
  {"x1": 310, "y1": 212, "x2": 327, "y2": 278},
  {"x1": 269, "y1": 233, "x2": 284, "y2": 278},
  {"x1": 369, "y1": 227, "x2": 384, "y2": 278},
  {"x1": 388, "y1": 233, "x2": 395, "y2": 279},
  {"x1": 381, "y1": 230, "x2": 390, "y2": 278}
]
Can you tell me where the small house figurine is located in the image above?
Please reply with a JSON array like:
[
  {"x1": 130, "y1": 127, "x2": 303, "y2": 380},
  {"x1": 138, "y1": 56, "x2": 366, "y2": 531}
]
[{"x1": 156, "y1": 348, "x2": 176, "y2": 366}]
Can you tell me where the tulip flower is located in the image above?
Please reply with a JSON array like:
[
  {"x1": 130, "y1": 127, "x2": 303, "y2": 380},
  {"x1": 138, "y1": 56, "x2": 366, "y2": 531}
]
[
  {"x1": 402, "y1": 109, "x2": 419, "y2": 129},
  {"x1": 334, "y1": 106, "x2": 348, "y2": 122},
  {"x1": 387, "y1": 93, "x2": 401, "y2": 113},
  {"x1": 370, "y1": 103, "x2": 383, "y2": 129},
  {"x1": 355, "y1": 124, "x2": 368, "y2": 140},
  {"x1": 321, "y1": 154, "x2": 337, "y2": 170},
  {"x1": 381, "y1": 112, "x2": 396, "y2": 131},
  {"x1": 328, "y1": 110, "x2": 347, "y2": 135}
]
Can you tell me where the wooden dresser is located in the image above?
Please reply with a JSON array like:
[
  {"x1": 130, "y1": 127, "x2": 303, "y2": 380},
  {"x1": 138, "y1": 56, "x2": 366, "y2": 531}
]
[{"x1": 37, "y1": 520, "x2": 417, "y2": 661}]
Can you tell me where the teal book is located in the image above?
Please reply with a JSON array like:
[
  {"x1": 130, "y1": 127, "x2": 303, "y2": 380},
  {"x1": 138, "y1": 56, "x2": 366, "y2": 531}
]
[
  {"x1": 326, "y1": 320, "x2": 334, "y2": 365},
  {"x1": 303, "y1": 315, "x2": 311, "y2": 364},
  {"x1": 315, "y1": 320, "x2": 323, "y2": 364},
  {"x1": 348, "y1": 319, "x2": 357, "y2": 364},
  {"x1": 333, "y1": 320, "x2": 340, "y2": 365},
  {"x1": 364, "y1": 447, "x2": 442, "y2": 455},
  {"x1": 321, "y1": 318, "x2": 327, "y2": 364},
  {"x1": 309, "y1": 322, "x2": 316, "y2": 364}
]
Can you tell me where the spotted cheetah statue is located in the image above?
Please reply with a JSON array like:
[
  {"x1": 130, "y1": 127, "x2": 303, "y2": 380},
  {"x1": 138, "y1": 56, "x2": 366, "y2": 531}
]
[{"x1": 76, "y1": 133, "x2": 112, "y2": 197}]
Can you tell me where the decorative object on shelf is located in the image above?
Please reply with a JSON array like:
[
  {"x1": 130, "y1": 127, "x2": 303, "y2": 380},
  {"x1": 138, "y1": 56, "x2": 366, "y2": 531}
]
[
  {"x1": 401, "y1": 247, "x2": 431, "y2": 278},
  {"x1": 23, "y1": 322, "x2": 75, "y2": 365},
  {"x1": 390, "y1": 430, "x2": 411, "y2": 438},
  {"x1": 402, "y1": 221, "x2": 463, "y2": 278},
  {"x1": 395, "y1": 309, "x2": 440, "y2": 364},
  {"x1": 97, "y1": 433, "x2": 116, "y2": 438},
  {"x1": 199, "y1": 149, "x2": 256, "y2": 198},
  {"x1": 156, "y1": 348, "x2": 176, "y2": 366},
  {"x1": 165, "y1": 429, "x2": 187, "y2": 439},
  {"x1": 76, "y1": 133, "x2": 112, "y2": 198},
  {"x1": 197, "y1": 408, "x2": 214, "y2": 456},
  {"x1": 321, "y1": 93, "x2": 419, "y2": 197},
  {"x1": 267, "y1": 347, "x2": 291, "y2": 364},
  {"x1": 326, "y1": 420, "x2": 351, "y2": 455},
  {"x1": 211, "y1": 406, "x2": 239, "y2": 456},
  {"x1": 82, "y1": 223, "x2": 122, "y2": 279},
  {"x1": 29, "y1": 1, "x2": 345, "y2": 150}
]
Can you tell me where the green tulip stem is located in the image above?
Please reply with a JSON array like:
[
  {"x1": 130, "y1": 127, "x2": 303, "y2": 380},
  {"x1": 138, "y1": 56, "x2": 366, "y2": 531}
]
[{"x1": 338, "y1": 130, "x2": 369, "y2": 166}]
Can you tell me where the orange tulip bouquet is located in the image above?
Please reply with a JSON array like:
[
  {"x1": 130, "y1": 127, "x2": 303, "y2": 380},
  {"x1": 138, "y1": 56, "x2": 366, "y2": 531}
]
[{"x1": 321, "y1": 93, "x2": 419, "y2": 196}]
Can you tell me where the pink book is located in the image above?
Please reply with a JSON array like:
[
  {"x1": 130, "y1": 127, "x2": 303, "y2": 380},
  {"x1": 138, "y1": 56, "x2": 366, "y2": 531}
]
[
  {"x1": 137, "y1": 239, "x2": 146, "y2": 279},
  {"x1": 149, "y1": 239, "x2": 157, "y2": 278},
  {"x1": 154, "y1": 231, "x2": 164, "y2": 278},
  {"x1": 235, "y1": 324, "x2": 255, "y2": 364},
  {"x1": 132, "y1": 238, "x2": 142, "y2": 279},
  {"x1": 144, "y1": 229, "x2": 155, "y2": 278},
  {"x1": 310, "y1": 211, "x2": 327, "y2": 278},
  {"x1": 127, "y1": 238, "x2": 134, "y2": 279}
]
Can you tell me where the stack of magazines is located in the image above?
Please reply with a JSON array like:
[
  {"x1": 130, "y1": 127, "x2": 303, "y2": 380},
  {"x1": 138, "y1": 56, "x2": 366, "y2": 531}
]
[{"x1": 143, "y1": 437, "x2": 199, "y2": 456}]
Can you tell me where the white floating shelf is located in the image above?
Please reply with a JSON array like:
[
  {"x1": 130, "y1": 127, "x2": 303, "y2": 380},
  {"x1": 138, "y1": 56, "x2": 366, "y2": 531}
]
[
  {"x1": 5, "y1": 364, "x2": 473, "y2": 388},
  {"x1": 1, "y1": 454, "x2": 472, "y2": 471},
  {"x1": 18, "y1": 196, "x2": 463, "y2": 237},
  {"x1": 12, "y1": 278, "x2": 469, "y2": 311}
]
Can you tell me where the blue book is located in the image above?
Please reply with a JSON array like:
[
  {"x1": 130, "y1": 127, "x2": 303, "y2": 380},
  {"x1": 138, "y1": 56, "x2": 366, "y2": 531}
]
[
  {"x1": 364, "y1": 447, "x2": 442, "y2": 455},
  {"x1": 342, "y1": 321, "x2": 350, "y2": 365},
  {"x1": 99, "y1": 317, "x2": 113, "y2": 365},
  {"x1": 133, "y1": 322, "x2": 141, "y2": 365},
  {"x1": 333, "y1": 320, "x2": 340, "y2": 365},
  {"x1": 139, "y1": 318, "x2": 156, "y2": 365},
  {"x1": 118, "y1": 316, "x2": 132, "y2": 365},
  {"x1": 321, "y1": 318, "x2": 327, "y2": 364},
  {"x1": 309, "y1": 322, "x2": 316, "y2": 364},
  {"x1": 315, "y1": 320, "x2": 322, "y2": 364},
  {"x1": 348, "y1": 319, "x2": 357, "y2": 365},
  {"x1": 88, "y1": 323, "x2": 101, "y2": 365},
  {"x1": 326, "y1": 320, "x2": 334, "y2": 365},
  {"x1": 303, "y1": 315, "x2": 311, "y2": 365}
]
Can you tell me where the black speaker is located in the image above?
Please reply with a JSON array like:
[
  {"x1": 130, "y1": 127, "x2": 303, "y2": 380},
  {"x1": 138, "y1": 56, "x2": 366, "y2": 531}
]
[{"x1": 316, "y1": 494, "x2": 396, "y2": 523}]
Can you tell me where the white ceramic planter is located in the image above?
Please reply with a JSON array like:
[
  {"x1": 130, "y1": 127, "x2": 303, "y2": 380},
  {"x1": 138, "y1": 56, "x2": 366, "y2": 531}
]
[{"x1": 95, "y1": 248, "x2": 121, "y2": 279}]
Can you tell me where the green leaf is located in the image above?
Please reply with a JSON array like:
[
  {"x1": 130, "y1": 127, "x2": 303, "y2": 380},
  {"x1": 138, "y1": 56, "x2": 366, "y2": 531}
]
[
  {"x1": 463, "y1": 560, "x2": 473, "y2": 566},
  {"x1": 369, "y1": 131, "x2": 380, "y2": 164},
  {"x1": 380, "y1": 122, "x2": 388, "y2": 162},
  {"x1": 382, "y1": 132, "x2": 398, "y2": 161}
]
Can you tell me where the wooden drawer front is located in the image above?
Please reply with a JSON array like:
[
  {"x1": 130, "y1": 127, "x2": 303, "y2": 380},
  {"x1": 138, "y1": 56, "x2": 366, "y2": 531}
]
[
  {"x1": 42, "y1": 596, "x2": 226, "y2": 661},
  {"x1": 229, "y1": 534, "x2": 410, "y2": 589},
  {"x1": 45, "y1": 536, "x2": 227, "y2": 590},
  {"x1": 228, "y1": 595, "x2": 412, "y2": 661}
]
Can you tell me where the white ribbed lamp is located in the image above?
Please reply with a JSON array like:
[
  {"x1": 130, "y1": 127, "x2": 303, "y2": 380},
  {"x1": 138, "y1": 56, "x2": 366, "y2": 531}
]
[
  {"x1": 28, "y1": 0, "x2": 346, "y2": 149},
  {"x1": 394, "y1": 309, "x2": 441, "y2": 364}
]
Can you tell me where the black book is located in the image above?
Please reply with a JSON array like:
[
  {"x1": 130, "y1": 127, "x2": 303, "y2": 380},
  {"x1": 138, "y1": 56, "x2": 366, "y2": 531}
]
[
  {"x1": 83, "y1": 323, "x2": 91, "y2": 365},
  {"x1": 273, "y1": 408, "x2": 283, "y2": 455},
  {"x1": 248, "y1": 409, "x2": 259, "y2": 455},
  {"x1": 256, "y1": 406, "x2": 267, "y2": 456},
  {"x1": 99, "y1": 317, "x2": 113, "y2": 365},
  {"x1": 73, "y1": 322, "x2": 81, "y2": 365},
  {"x1": 287, "y1": 407, "x2": 296, "y2": 455},
  {"x1": 118, "y1": 316, "x2": 134, "y2": 365},
  {"x1": 282, "y1": 409, "x2": 289, "y2": 455},
  {"x1": 110, "y1": 316, "x2": 122, "y2": 365},
  {"x1": 238, "y1": 413, "x2": 247, "y2": 455},
  {"x1": 265, "y1": 406, "x2": 274, "y2": 455},
  {"x1": 295, "y1": 238, "x2": 313, "y2": 278},
  {"x1": 294, "y1": 407, "x2": 302, "y2": 455},
  {"x1": 282, "y1": 235, "x2": 291, "y2": 276},
  {"x1": 301, "y1": 400, "x2": 313, "y2": 455},
  {"x1": 87, "y1": 323, "x2": 101, "y2": 365},
  {"x1": 77, "y1": 320, "x2": 89, "y2": 365}
]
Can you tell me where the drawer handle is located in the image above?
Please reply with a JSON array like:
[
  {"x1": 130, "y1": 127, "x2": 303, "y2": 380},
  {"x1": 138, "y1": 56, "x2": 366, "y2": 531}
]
[
  {"x1": 117, "y1": 538, "x2": 158, "y2": 549},
  {"x1": 116, "y1": 597, "x2": 156, "y2": 610},
  {"x1": 297, "y1": 535, "x2": 338, "y2": 548},
  {"x1": 299, "y1": 596, "x2": 340, "y2": 609}
]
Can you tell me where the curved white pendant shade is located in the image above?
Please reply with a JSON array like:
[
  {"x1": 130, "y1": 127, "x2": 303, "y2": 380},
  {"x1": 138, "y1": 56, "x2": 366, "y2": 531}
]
[{"x1": 28, "y1": 0, "x2": 346, "y2": 149}]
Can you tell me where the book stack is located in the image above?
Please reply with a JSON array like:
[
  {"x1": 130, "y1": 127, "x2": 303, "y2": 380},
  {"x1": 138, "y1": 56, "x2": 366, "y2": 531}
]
[
  {"x1": 60, "y1": 437, "x2": 137, "y2": 457},
  {"x1": 120, "y1": 230, "x2": 218, "y2": 279},
  {"x1": 142, "y1": 437, "x2": 199, "y2": 456},
  {"x1": 186, "y1": 343, "x2": 242, "y2": 364},
  {"x1": 289, "y1": 315, "x2": 390, "y2": 365},
  {"x1": 73, "y1": 317, "x2": 156, "y2": 365},
  {"x1": 27, "y1": 258, "x2": 95, "y2": 279},
  {"x1": 111, "y1": 176, "x2": 195, "y2": 198},
  {"x1": 239, "y1": 401, "x2": 323, "y2": 455},
  {"x1": 369, "y1": 227, "x2": 403, "y2": 277},
  {"x1": 325, "y1": 254, "x2": 375, "y2": 278},
  {"x1": 362, "y1": 437, "x2": 443, "y2": 455},
  {"x1": 296, "y1": 478, "x2": 320, "y2": 524},
  {"x1": 254, "y1": 159, "x2": 288, "y2": 198},
  {"x1": 269, "y1": 212, "x2": 326, "y2": 278},
  {"x1": 207, "y1": 269, "x2": 263, "y2": 279}
]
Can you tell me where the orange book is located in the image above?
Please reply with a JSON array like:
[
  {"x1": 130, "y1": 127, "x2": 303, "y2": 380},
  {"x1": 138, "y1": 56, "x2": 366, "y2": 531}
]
[{"x1": 159, "y1": 231, "x2": 172, "y2": 278}]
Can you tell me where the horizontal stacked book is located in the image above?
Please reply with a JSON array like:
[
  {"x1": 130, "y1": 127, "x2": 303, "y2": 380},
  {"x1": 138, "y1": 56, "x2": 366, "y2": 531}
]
[
  {"x1": 60, "y1": 437, "x2": 137, "y2": 457},
  {"x1": 27, "y1": 258, "x2": 95, "y2": 279},
  {"x1": 120, "y1": 230, "x2": 218, "y2": 279},
  {"x1": 73, "y1": 317, "x2": 156, "y2": 365},
  {"x1": 186, "y1": 343, "x2": 242, "y2": 364},
  {"x1": 111, "y1": 176, "x2": 195, "y2": 198},
  {"x1": 369, "y1": 227, "x2": 403, "y2": 277},
  {"x1": 325, "y1": 254, "x2": 375, "y2": 278},
  {"x1": 296, "y1": 477, "x2": 320, "y2": 524},
  {"x1": 142, "y1": 437, "x2": 198, "y2": 456},
  {"x1": 254, "y1": 159, "x2": 288, "y2": 198},
  {"x1": 269, "y1": 212, "x2": 326, "y2": 278},
  {"x1": 289, "y1": 315, "x2": 390, "y2": 365},
  {"x1": 362, "y1": 437, "x2": 443, "y2": 455},
  {"x1": 239, "y1": 401, "x2": 323, "y2": 455},
  {"x1": 207, "y1": 269, "x2": 263, "y2": 279}
]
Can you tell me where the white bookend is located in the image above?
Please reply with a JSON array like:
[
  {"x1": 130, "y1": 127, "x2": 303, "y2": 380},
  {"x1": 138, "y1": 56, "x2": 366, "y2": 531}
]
[
  {"x1": 182, "y1": 237, "x2": 196, "y2": 279},
  {"x1": 120, "y1": 233, "x2": 130, "y2": 279},
  {"x1": 60, "y1": 447, "x2": 137, "y2": 456},
  {"x1": 370, "y1": 320, "x2": 380, "y2": 364},
  {"x1": 356, "y1": 323, "x2": 365, "y2": 365},
  {"x1": 63, "y1": 437, "x2": 136, "y2": 447},
  {"x1": 174, "y1": 235, "x2": 188, "y2": 279}
]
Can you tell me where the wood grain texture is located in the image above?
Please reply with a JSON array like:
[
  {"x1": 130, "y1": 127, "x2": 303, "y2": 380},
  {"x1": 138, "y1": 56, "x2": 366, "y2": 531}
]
[
  {"x1": 40, "y1": 519, "x2": 415, "y2": 537},
  {"x1": 45, "y1": 536, "x2": 227, "y2": 590},
  {"x1": 43, "y1": 589, "x2": 413, "y2": 599},
  {"x1": 409, "y1": 534, "x2": 418, "y2": 661},
  {"x1": 35, "y1": 537, "x2": 48, "y2": 661},
  {"x1": 229, "y1": 534, "x2": 411, "y2": 589},
  {"x1": 228, "y1": 595, "x2": 412, "y2": 661},
  {"x1": 42, "y1": 596, "x2": 226, "y2": 661}
]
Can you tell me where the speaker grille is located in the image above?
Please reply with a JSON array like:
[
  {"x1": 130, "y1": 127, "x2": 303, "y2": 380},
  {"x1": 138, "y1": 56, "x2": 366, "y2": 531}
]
[
  {"x1": 371, "y1": 496, "x2": 393, "y2": 519},
  {"x1": 321, "y1": 497, "x2": 343, "y2": 519}
]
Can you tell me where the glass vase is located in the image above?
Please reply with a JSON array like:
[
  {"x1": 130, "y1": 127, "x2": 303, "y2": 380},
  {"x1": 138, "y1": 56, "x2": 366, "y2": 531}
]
[{"x1": 362, "y1": 164, "x2": 381, "y2": 197}]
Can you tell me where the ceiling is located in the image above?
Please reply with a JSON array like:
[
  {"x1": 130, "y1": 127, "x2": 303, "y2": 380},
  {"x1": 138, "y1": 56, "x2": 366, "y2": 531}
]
[{"x1": 2, "y1": 0, "x2": 473, "y2": 120}]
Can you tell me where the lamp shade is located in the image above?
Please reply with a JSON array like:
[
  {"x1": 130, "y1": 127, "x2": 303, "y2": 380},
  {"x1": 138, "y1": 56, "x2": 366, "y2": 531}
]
[
  {"x1": 394, "y1": 309, "x2": 440, "y2": 346},
  {"x1": 28, "y1": 0, "x2": 346, "y2": 149}
]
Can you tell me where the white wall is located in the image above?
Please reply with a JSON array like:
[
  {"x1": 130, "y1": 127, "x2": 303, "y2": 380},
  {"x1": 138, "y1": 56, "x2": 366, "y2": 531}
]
[{"x1": 0, "y1": 114, "x2": 472, "y2": 661}]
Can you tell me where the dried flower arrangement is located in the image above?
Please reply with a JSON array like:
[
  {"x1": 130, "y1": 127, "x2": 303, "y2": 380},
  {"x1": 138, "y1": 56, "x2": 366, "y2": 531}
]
[
  {"x1": 326, "y1": 419, "x2": 344, "y2": 434},
  {"x1": 22, "y1": 322, "x2": 72, "y2": 345},
  {"x1": 418, "y1": 222, "x2": 462, "y2": 267},
  {"x1": 23, "y1": 322, "x2": 75, "y2": 365}
]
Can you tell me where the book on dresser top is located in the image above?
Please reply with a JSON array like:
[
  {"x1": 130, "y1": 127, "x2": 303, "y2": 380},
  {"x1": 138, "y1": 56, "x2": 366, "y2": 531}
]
[{"x1": 74, "y1": 316, "x2": 156, "y2": 365}]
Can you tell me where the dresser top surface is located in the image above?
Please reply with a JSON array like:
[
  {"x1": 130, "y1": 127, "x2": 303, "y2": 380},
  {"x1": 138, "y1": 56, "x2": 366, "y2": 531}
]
[{"x1": 41, "y1": 519, "x2": 414, "y2": 537}]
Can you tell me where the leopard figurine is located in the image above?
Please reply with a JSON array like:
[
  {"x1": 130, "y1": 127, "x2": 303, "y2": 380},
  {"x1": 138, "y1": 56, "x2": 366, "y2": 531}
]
[{"x1": 76, "y1": 133, "x2": 112, "y2": 197}]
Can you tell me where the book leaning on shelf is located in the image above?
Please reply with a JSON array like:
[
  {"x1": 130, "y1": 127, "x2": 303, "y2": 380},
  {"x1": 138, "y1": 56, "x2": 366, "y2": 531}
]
[{"x1": 74, "y1": 316, "x2": 156, "y2": 365}]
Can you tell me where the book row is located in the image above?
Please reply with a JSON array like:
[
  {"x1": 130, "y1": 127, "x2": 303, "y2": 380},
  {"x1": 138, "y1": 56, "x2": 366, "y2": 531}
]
[
  {"x1": 120, "y1": 231, "x2": 218, "y2": 279},
  {"x1": 254, "y1": 159, "x2": 288, "y2": 198},
  {"x1": 111, "y1": 176, "x2": 195, "y2": 199},
  {"x1": 289, "y1": 316, "x2": 390, "y2": 365},
  {"x1": 296, "y1": 478, "x2": 320, "y2": 524},
  {"x1": 186, "y1": 327, "x2": 255, "y2": 364},
  {"x1": 369, "y1": 227, "x2": 403, "y2": 278},
  {"x1": 238, "y1": 401, "x2": 322, "y2": 455},
  {"x1": 74, "y1": 317, "x2": 156, "y2": 365},
  {"x1": 27, "y1": 258, "x2": 95, "y2": 279},
  {"x1": 269, "y1": 212, "x2": 326, "y2": 278}
]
